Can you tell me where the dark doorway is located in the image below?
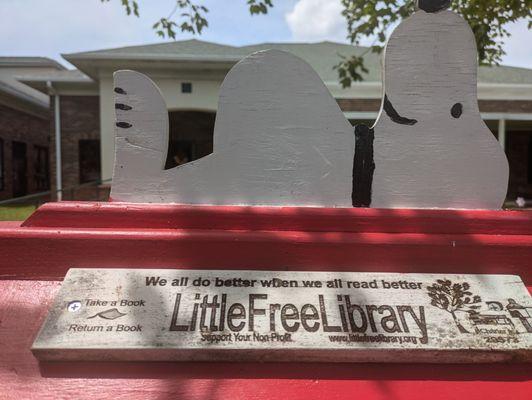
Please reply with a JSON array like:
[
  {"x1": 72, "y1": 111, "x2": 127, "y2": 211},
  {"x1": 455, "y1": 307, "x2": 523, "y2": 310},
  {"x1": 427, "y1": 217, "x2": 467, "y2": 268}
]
[
  {"x1": 165, "y1": 111, "x2": 216, "y2": 169},
  {"x1": 528, "y1": 136, "x2": 532, "y2": 185},
  {"x1": 506, "y1": 131, "x2": 532, "y2": 199},
  {"x1": 0, "y1": 138, "x2": 4, "y2": 191},
  {"x1": 12, "y1": 141, "x2": 27, "y2": 197},
  {"x1": 34, "y1": 145, "x2": 50, "y2": 191},
  {"x1": 79, "y1": 139, "x2": 101, "y2": 184}
]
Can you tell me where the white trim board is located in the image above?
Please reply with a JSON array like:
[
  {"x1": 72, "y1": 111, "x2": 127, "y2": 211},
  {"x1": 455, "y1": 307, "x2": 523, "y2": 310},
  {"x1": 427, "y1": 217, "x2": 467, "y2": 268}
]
[
  {"x1": 332, "y1": 83, "x2": 532, "y2": 101},
  {"x1": 344, "y1": 112, "x2": 532, "y2": 122}
]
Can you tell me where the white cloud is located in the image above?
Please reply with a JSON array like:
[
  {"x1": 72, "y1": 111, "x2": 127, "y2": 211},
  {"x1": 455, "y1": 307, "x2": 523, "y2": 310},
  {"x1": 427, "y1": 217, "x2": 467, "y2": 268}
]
[{"x1": 285, "y1": 0, "x2": 347, "y2": 42}]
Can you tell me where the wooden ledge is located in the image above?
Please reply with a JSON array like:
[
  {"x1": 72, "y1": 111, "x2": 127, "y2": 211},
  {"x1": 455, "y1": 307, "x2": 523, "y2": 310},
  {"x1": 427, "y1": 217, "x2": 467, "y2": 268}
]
[
  {"x1": 1, "y1": 202, "x2": 531, "y2": 282},
  {"x1": 21, "y1": 201, "x2": 532, "y2": 235}
]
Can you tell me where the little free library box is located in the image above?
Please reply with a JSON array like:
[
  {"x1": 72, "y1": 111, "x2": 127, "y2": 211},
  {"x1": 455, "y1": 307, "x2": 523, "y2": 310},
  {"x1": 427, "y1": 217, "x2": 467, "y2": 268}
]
[{"x1": 1, "y1": 2, "x2": 532, "y2": 399}]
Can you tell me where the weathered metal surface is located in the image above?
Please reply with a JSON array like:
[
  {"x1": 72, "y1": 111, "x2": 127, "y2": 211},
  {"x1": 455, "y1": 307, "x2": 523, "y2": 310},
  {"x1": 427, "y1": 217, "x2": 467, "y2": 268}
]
[{"x1": 33, "y1": 269, "x2": 531, "y2": 362}]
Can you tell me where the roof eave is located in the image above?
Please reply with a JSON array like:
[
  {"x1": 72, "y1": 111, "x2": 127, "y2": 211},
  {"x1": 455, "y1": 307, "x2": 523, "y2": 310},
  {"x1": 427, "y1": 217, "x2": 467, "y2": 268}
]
[
  {"x1": 0, "y1": 81, "x2": 48, "y2": 109},
  {"x1": 63, "y1": 54, "x2": 241, "y2": 81},
  {"x1": 0, "y1": 81, "x2": 49, "y2": 118},
  {"x1": 18, "y1": 76, "x2": 97, "y2": 95},
  {"x1": 0, "y1": 58, "x2": 66, "y2": 70},
  {"x1": 62, "y1": 53, "x2": 243, "y2": 62}
]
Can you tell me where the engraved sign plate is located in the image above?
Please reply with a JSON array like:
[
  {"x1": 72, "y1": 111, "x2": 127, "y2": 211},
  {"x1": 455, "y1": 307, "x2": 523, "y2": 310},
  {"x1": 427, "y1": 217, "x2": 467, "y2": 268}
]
[{"x1": 32, "y1": 269, "x2": 532, "y2": 363}]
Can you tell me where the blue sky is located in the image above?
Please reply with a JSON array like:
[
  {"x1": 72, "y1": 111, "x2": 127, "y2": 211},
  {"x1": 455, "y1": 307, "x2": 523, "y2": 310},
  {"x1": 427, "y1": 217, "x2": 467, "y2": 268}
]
[{"x1": 0, "y1": 0, "x2": 530, "y2": 69}]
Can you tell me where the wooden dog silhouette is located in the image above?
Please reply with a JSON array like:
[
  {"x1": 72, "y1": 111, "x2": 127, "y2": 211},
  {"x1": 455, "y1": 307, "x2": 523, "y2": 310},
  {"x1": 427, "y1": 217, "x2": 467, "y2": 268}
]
[
  {"x1": 354, "y1": 0, "x2": 509, "y2": 209},
  {"x1": 111, "y1": 50, "x2": 355, "y2": 207}
]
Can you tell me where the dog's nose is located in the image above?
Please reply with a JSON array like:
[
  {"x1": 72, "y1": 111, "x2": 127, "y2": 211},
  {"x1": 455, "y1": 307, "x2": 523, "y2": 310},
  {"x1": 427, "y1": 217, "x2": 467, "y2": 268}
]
[{"x1": 416, "y1": 0, "x2": 451, "y2": 13}]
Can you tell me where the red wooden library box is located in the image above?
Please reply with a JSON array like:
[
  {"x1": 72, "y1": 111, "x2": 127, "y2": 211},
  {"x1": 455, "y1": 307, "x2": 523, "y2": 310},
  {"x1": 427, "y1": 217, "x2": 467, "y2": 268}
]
[{"x1": 0, "y1": 202, "x2": 531, "y2": 400}]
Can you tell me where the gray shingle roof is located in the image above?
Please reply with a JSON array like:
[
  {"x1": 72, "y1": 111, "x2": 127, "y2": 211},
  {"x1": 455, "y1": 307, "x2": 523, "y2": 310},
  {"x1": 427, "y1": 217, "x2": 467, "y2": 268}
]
[
  {"x1": 477, "y1": 65, "x2": 532, "y2": 85},
  {"x1": 0, "y1": 57, "x2": 67, "y2": 108},
  {"x1": 66, "y1": 39, "x2": 241, "y2": 58},
  {"x1": 241, "y1": 42, "x2": 381, "y2": 82},
  {"x1": 17, "y1": 69, "x2": 92, "y2": 83},
  {"x1": 63, "y1": 39, "x2": 532, "y2": 85},
  {"x1": 0, "y1": 57, "x2": 66, "y2": 70}
]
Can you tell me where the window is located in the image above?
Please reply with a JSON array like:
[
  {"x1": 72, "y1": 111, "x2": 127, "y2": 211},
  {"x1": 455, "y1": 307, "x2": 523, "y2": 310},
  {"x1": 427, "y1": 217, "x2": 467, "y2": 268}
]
[
  {"x1": 34, "y1": 145, "x2": 49, "y2": 191},
  {"x1": 181, "y1": 82, "x2": 192, "y2": 93},
  {"x1": 79, "y1": 139, "x2": 101, "y2": 184},
  {"x1": 0, "y1": 138, "x2": 3, "y2": 191},
  {"x1": 12, "y1": 141, "x2": 27, "y2": 197}
]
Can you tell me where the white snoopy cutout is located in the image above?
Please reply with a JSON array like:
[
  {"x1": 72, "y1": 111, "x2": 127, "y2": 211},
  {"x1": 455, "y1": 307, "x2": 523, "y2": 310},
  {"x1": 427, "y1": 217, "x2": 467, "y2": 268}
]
[{"x1": 362, "y1": 1, "x2": 509, "y2": 209}]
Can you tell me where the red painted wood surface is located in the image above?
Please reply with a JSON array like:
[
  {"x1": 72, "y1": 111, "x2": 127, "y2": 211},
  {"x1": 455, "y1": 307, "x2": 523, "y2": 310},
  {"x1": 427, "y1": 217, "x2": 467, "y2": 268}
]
[
  {"x1": 1, "y1": 202, "x2": 531, "y2": 399},
  {"x1": 1, "y1": 202, "x2": 532, "y2": 281},
  {"x1": 22, "y1": 201, "x2": 532, "y2": 234}
]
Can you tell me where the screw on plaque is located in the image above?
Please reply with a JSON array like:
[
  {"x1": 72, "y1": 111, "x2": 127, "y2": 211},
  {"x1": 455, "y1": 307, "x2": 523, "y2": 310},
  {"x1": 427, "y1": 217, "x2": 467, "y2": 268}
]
[{"x1": 67, "y1": 301, "x2": 82, "y2": 312}]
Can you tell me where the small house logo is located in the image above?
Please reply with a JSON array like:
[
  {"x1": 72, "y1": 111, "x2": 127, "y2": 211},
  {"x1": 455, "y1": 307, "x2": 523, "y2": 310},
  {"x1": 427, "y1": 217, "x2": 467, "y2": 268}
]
[{"x1": 427, "y1": 280, "x2": 532, "y2": 334}]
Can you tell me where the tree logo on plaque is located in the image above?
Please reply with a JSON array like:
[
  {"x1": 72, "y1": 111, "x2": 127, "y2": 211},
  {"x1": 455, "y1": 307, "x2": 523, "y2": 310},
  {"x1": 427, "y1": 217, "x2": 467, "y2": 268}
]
[{"x1": 427, "y1": 280, "x2": 482, "y2": 333}]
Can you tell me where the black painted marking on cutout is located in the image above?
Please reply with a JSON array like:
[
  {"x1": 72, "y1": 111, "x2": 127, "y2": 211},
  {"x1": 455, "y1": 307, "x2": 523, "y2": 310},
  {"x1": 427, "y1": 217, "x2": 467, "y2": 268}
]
[
  {"x1": 115, "y1": 103, "x2": 132, "y2": 111},
  {"x1": 116, "y1": 122, "x2": 132, "y2": 129},
  {"x1": 451, "y1": 103, "x2": 463, "y2": 118},
  {"x1": 417, "y1": 0, "x2": 451, "y2": 13},
  {"x1": 114, "y1": 87, "x2": 127, "y2": 95},
  {"x1": 383, "y1": 94, "x2": 418, "y2": 126},
  {"x1": 352, "y1": 124, "x2": 375, "y2": 208}
]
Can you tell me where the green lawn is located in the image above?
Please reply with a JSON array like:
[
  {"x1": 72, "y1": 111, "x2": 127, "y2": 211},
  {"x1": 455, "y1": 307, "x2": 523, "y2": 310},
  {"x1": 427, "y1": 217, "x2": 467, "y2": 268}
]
[{"x1": 0, "y1": 204, "x2": 37, "y2": 221}]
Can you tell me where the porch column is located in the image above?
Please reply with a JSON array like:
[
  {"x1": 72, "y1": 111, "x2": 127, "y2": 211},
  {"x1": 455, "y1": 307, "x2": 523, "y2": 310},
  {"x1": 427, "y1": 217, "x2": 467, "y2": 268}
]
[
  {"x1": 47, "y1": 81, "x2": 62, "y2": 201},
  {"x1": 498, "y1": 119, "x2": 506, "y2": 152}
]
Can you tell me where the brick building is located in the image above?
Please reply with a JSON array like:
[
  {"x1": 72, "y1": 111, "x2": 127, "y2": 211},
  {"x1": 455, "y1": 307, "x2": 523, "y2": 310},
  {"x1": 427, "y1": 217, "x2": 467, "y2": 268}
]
[
  {"x1": 11, "y1": 40, "x2": 532, "y2": 203},
  {"x1": 0, "y1": 58, "x2": 65, "y2": 201}
]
